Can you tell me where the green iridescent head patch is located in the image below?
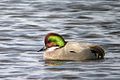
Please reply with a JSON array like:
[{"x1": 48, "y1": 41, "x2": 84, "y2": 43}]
[{"x1": 45, "y1": 33, "x2": 66, "y2": 48}]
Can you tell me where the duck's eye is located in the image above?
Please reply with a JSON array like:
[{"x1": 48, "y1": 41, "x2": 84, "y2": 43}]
[{"x1": 56, "y1": 45, "x2": 59, "y2": 47}]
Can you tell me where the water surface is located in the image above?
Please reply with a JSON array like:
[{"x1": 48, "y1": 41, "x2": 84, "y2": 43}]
[{"x1": 0, "y1": 0, "x2": 120, "y2": 80}]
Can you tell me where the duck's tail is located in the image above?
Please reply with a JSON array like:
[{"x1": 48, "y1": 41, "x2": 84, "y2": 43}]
[{"x1": 90, "y1": 45, "x2": 105, "y2": 59}]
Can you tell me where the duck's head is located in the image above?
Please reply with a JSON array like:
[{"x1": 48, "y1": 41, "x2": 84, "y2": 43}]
[
  {"x1": 38, "y1": 33, "x2": 66, "y2": 51},
  {"x1": 45, "y1": 33, "x2": 66, "y2": 48}
]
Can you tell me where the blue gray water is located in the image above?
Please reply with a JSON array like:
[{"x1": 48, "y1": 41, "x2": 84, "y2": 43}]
[{"x1": 0, "y1": 0, "x2": 120, "y2": 80}]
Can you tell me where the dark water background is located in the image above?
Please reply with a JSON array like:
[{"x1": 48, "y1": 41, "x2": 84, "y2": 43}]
[{"x1": 0, "y1": 0, "x2": 120, "y2": 80}]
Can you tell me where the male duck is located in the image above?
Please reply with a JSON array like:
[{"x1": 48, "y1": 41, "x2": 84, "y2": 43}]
[{"x1": 38, "y1": 33, "x2": 105, "y2": 60}]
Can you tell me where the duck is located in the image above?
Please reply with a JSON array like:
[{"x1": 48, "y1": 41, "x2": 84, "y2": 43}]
[{"x1": 38, "y1": 33, "x2": 105, "y2": 61}]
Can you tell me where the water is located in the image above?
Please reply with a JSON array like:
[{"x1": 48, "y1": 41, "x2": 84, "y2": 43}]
[{"x1": 0, "y1": 0, "x2": 120, "y2": 80}]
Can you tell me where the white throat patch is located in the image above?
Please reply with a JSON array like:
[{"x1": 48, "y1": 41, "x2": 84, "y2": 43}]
[{"x1": 46, "y1": 47, "x2": 59, "y2": 52}]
